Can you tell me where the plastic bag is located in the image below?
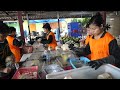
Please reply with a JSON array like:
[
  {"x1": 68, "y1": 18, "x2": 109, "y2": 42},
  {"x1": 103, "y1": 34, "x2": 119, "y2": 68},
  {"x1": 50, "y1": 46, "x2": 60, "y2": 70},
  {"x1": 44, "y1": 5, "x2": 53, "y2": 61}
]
[{"x1": 45, "y1": 64, "x2": 64, "y2": 74}]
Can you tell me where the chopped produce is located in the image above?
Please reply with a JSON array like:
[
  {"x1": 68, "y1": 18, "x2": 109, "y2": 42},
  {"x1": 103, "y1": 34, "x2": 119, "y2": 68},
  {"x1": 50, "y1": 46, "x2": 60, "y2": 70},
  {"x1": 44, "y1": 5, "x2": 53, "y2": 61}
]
[
  {"x1": 97, "y1": 72, "x2": 113, "y2": 79},
  {"x1": 19, "y1": 72, "x2": 37, "y2": 79},
  {"x1": 60, "y1": 37, "x2": 80, "y2": 45}
]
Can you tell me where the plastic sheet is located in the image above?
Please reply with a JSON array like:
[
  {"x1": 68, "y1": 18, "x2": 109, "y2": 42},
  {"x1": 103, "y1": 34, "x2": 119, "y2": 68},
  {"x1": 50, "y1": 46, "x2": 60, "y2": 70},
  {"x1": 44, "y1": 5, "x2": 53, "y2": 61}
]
[{"x1": 45, "y1": 64, "x2": 64, "y2": 74}]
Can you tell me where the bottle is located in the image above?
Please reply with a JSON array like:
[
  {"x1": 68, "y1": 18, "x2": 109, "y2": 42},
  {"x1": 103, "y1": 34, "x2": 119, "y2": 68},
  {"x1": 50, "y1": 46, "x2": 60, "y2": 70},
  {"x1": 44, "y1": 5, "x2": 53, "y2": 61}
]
[{"x1": 45, "y1": 50, "x2": 51, "y2": 64}]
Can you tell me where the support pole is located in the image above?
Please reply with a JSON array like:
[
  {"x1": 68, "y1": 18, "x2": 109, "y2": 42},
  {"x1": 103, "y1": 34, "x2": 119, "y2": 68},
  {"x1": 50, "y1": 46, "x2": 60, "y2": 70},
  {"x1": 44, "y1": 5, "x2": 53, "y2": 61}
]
[
  {"x1": 100, "y1": 11, "x2": 106, "y2": 25},
  {"x1": 26, "y1": 13, "x2": 32, "y2": 42},
  {"x1": 57, "y1": 11, "x2": 60, "y2": 41},
  {"x1": 17, "y1": 11, "x2": 25, "y2": 43}
]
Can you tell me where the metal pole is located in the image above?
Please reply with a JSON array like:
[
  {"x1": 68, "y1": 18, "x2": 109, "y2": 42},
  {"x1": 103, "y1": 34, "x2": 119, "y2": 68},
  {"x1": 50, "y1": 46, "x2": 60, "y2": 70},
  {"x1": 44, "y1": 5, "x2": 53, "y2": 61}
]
[
  {"x1": 26, "y1": 13, "x2": 32, "y2": 42},
  {"x1": 57, "y1": 11, "x2": 60, "y2": 41}
]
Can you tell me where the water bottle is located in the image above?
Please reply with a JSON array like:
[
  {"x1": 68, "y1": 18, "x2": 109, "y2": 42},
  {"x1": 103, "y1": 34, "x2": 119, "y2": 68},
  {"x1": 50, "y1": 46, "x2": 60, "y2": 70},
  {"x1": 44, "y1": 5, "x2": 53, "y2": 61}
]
[
  {"x1": 46, "y1": 53, "x2": 50, "y2": 62},
  {"x1": 45, "y1": 51, "x2": 51, "y2": 64}
]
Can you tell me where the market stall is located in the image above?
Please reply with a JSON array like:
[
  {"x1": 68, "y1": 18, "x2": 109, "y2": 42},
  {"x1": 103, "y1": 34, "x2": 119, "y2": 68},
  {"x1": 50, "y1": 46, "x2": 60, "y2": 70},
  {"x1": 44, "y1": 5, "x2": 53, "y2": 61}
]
[
  {"x1": 11, "y1": 39, "x2": 84, "y2": 79},
  {"x1": 11, "y1": 39, "x2": 120, "y2": 79}
]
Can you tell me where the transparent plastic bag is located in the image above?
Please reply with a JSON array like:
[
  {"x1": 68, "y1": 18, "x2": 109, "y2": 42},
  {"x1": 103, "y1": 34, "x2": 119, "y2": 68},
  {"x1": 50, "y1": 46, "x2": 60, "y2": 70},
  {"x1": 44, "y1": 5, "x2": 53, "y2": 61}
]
[
  {"x1": 45, "y1": 64, "x2": 64, "y2": 74},
  {"x1": 33, "y1": 43, "x2": 45, "y2": 52}
]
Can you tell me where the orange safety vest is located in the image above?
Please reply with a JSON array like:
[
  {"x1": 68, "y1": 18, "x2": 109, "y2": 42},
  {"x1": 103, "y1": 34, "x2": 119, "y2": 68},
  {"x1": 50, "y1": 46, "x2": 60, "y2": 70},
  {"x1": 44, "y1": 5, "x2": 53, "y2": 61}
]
[
  {"x1": 85, "y1": 35, "x2": 91, "y2": 59},
  {"x1": 6, "y1": 36, "x2": 21, "y2": 62},
  {"x1": 46, "y1": 32, "x2": 57, "y2": 50},
  {"x1": 89, "y1": 32, "x2": 115, "y2": 60}
]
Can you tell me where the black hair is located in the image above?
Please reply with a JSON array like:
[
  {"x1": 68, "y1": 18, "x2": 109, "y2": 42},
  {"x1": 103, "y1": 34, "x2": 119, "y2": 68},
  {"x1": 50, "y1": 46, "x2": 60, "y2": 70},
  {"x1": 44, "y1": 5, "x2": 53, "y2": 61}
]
[
  {"x1": 9, "y1": 27, "x2": 16, "y2": 33},
  {"x1": 0, "y1": 22, "x2": 9, "y2": 34},
  {"x1": 42, "y1": 23, "x2": 51, "y2": 31},
  {"x1": 89, "y1": 12, "x2": 104, "y2": 27},
  {"x1": 104, "y1": 24, "x2": 111, "y2": 31},
  {"x1": 88, "y1": 12, "x2": 111, "y2": 31}
]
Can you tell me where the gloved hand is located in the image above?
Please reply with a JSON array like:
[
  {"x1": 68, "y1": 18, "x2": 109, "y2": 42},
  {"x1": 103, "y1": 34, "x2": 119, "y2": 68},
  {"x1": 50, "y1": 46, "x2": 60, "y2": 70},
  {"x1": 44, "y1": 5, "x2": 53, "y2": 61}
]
[
  {"x1": 68, "y1": 44, "x2": 74, "y2": 50},
  {"x1": 15, "y1": 62, "x2": 19, "y2": 69},
  {"x1": 88, "y1": 55, "x2": 115, "y2": 70},
  {"x1": 88, "y1": 60, "x2": 104, "y2": 70},
  {"x1": 74, "y1": 48, "x2": 85, "y2": 57},
  {"x1": 79, "y1": 56, "x2": 90, "y2": 64}
]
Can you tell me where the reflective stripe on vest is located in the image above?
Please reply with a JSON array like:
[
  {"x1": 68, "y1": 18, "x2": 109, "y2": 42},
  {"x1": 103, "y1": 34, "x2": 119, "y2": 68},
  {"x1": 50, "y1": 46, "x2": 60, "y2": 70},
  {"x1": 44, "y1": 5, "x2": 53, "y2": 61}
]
[{"x1": 89, "y1": 32, "x2": 115, "y2": 60}]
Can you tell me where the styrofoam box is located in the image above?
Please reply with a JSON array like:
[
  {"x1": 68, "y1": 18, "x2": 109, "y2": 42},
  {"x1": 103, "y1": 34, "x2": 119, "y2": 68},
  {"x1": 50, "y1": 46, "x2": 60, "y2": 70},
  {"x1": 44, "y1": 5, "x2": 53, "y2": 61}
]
[{"x1": 46, "y1": 64, "x2": 120, "y2": 79}]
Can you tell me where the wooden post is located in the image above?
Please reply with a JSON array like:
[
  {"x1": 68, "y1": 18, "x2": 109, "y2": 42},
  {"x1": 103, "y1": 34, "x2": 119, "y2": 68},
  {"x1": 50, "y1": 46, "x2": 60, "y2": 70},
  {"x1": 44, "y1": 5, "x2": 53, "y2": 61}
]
[
  {"x1": 17, "y1": 11, "x2": 25, "y2": 43},
  {"x1": 26, "y1": 13, "x2": 32, "y2": 42},
  {"x1": 100, "y1": 11, "x2": 106, "y2": 25}
]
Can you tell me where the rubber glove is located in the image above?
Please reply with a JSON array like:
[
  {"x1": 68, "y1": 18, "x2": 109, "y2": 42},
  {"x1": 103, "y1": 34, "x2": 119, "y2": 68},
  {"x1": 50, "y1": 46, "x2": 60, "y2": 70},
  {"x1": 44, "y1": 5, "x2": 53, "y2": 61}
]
[
  {"x1": 79, "y1": 56, "x2": 90, "y2": 64},
  {"x1": 88, "y1": 55, "x2": 115, "y2": 70}
]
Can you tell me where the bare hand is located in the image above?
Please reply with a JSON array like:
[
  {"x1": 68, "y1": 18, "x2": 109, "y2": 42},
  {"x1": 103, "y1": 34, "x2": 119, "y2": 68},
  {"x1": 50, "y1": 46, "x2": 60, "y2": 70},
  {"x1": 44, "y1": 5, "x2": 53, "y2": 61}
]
[{"x1": 3, "y1": 67, "x2": 11, "y2": 73}]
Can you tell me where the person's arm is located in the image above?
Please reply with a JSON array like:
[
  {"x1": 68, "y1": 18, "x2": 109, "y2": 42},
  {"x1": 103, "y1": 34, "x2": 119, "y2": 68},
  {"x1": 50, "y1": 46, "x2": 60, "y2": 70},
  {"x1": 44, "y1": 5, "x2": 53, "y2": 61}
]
[
  {"x1": 69, "y1": 43, "x2": 91, "y2": 57},
  {"x1": 84, "y1": 43, "x2": 91, "y2": 55},
  {"x1": 5, "y1": 40, "x2": 13, "y2": 56},
  {"x1": 109, "y1": 39, "x2": 120, "y2": 67},
  {"x1": 0, "y1": 67, "x2": 11, "y2": 73},
  {"x1": 0, "y1": 44, "x2": 13, "y2": 72},
  {"x1": 41, "y1": 35, "x2": 53, "y2": 44},
  {"x1": 13, "y1": 39, "x2": 22, "y2": 47}
]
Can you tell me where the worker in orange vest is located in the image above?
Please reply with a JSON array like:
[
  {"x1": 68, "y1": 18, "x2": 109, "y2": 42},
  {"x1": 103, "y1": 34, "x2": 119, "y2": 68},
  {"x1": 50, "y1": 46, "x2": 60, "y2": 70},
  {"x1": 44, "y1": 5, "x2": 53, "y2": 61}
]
[
  {"x1": 40, "y1": 23, "x2": 57, "y2": 50},
  {"x1": 69, "y1": 12, "x2": 120, "y2": 70},
  {"x1": 0, "y1": 22, "x2": 13, "y2": 75},
  {"x1": 6, "y1": 27, "x2": 22, "y2": 63}
]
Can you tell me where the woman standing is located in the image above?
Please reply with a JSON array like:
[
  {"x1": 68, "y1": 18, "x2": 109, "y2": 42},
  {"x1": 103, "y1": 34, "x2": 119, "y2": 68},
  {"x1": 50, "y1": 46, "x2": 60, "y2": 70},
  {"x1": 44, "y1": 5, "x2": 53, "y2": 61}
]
[{"x1": 40, "y1": 23, "x2": 57, "y2": 50}]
